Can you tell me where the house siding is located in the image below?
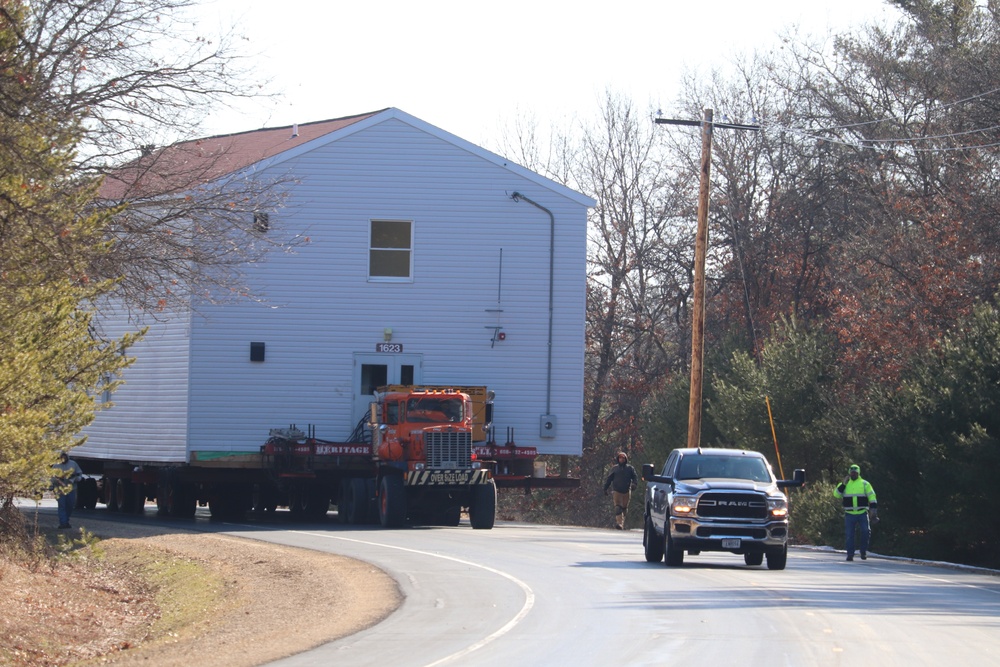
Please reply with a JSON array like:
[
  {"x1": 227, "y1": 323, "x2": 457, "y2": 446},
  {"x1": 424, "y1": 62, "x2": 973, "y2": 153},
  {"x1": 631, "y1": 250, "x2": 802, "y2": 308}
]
[
  {"x1": 83, "y1": 111, "x2": 589, "y2": 462},
  {"x1": 76, "y1": 306, "x2": 192, "y2": 462}
]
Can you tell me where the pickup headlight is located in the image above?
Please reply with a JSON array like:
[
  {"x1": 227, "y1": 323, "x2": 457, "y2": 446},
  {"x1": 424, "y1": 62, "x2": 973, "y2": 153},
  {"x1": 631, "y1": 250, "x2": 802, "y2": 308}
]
[
  {"x1": 767, "y1": 497, "x2": 789, "y2": 517},
  {"x1": 671, "y1": 496, "x2": 698, "y2": 515}
]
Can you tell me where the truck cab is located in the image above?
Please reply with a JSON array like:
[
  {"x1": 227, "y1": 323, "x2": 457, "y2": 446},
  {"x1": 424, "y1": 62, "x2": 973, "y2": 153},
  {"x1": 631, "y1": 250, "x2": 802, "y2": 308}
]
[{"x1": 368, "y1": 387, "x2": 496, "y2": 528}]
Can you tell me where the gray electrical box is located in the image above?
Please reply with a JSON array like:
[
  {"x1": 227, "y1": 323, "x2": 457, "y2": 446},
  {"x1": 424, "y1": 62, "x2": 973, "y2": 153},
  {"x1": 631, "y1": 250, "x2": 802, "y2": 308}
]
[{"x1": 540, "y1": 414, "x2": 557, "y2": 438}]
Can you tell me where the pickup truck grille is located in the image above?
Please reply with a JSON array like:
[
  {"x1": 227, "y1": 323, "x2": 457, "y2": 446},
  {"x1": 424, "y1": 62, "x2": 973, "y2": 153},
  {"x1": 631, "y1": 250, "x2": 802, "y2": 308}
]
[
  {"x1": 697, "y1": 492, "x2": 768, "y2": 519},
  {"x1": 425, "y1": 431, "x2": 472, "y2": 469}
]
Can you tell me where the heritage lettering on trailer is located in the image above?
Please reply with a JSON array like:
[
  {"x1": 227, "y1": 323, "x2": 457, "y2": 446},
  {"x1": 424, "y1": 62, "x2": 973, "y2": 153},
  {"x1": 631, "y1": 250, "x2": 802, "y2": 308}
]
[{"x1": 316, "y1": 444, "x2": 371, "y2": 455}]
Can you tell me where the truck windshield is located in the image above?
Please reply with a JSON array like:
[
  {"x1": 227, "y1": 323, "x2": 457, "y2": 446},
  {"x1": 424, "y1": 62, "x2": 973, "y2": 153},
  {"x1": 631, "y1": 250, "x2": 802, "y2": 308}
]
[
  {"x1": 676, "y1": 455, "x2": 771, "y2": 482},
  {"x1": 405, "y1": 397, "x2": 463, "y2": 423}
]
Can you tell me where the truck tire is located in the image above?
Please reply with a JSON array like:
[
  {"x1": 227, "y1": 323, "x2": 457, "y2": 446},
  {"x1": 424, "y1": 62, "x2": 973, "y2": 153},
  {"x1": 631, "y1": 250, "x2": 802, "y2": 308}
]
[
  {"x1": 664, "y1": 530, "x2": 684, "y2": 566},
  {"x1": 347, "y1": 478, "x2": 370, "y2": 524},
  {"x1": 337, "y1": 481, "x2": 354, "y2": 523},
  {"x1": 469, "y1": 480, "x2": 496, "y2": 530},
  {"x1": 744, "y1": 551, "x2": 764, "y2": 566},
  {"x1": 104, "y1": 477, "x2": 119, "y2": 512},
  {"x1": 766, "y1": 544, "x2": 788, "y2": 570},
  {"x1": 77, "y1": 478, "x2": 99, "y2": 510},
  {"x1": 365, "y1": 478, "x2": 378, "y2": 523},
  {"x1": 164, "y1": 482, "x2": 197, "y2": 518},
  {"x1": 441, "y1": 505, "x2": 461, "y2": 527},
  {"x1": 643, "y1": 515, "x2": 664, "y2": 563},
  {"x1": 379, "y1": 475, "x2": 406, "y2": 528},
  {"x1": 252, "y1": 484, "x2": 278, "y2": 514}
]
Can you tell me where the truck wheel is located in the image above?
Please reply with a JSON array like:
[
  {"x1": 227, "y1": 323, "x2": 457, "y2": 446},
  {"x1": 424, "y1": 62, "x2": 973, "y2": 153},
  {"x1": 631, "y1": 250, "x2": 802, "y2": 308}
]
[
  {"x1": 664, "y1": 530, "x2": 684, "y2": 566},
  {"x1": 378, "y1": 475, "x2": 406, "y2": 528},
  {"x1": 469, "y1": 480, "x2": 496, "y2": 530},
  {"x1": 337, "y1": 481, "x2": 354, "y2": 523},
  {"x1": 165, "y1": 482, "x2": 196, "y2": 518},
  {"x1": 744, "y1": 552, "x2": 764, "y2": 566},
  {"x1": 104, "y1": 477, "x2": 119, "y2": 512},
  {"x1": 766, "y1": 544, "x2": 788, "y2": 570},
  {"x1": 441, "y1": 505, "x2": 461, "y2": 527},
  {"x1": 643, "y1": 515, "x2": 664, "y2": 563},
  {"x1": 365, "y1": 478, "x2": 378, "y2": 524},
  {"x1": 347, "y1": 478, "x2": 371, "y2": 524},
  {"x1": 77, "y1": 478, "x2": 99, "y2": 510},
  {"x1": 252, "y1": 484, "x2": 278, "y2": 514},
  {"x1": 306, "y1": 487, "x2": 331, "y2": 519}
]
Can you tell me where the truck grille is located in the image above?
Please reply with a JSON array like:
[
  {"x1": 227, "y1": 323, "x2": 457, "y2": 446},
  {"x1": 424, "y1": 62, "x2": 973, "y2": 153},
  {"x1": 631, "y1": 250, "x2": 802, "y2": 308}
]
[
  {"x1": 697, "y1": 492, "x2": 768, "y2": 519},
  {"x1": 425, "y1": 431, "x2": 472, "y2": 469}
]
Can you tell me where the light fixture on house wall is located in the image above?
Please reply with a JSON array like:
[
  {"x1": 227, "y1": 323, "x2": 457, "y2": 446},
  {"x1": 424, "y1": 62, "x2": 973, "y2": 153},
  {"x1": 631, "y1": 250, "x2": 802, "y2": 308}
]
[{"x1": 384, "y1": 328, "x2": 393, "y2": 342}]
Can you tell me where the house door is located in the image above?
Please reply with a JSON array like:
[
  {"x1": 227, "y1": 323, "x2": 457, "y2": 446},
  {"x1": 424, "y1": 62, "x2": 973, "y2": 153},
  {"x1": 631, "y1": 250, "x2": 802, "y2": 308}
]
[{"x1": 352, "y1": 353, "x2": 423, "y2": 427}]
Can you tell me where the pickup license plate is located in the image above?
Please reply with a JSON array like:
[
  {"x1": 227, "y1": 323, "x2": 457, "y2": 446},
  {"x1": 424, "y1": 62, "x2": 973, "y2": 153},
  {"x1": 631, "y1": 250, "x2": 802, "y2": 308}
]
[{"x1": 721, "y1": 539, "x2": 741, "y2": 549}]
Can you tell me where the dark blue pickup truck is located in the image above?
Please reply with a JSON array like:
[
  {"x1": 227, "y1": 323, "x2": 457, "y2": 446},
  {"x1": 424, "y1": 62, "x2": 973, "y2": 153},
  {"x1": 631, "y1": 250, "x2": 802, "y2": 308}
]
[{"x1": 642, "y1": 448, "x2": 805, "y2": 570}]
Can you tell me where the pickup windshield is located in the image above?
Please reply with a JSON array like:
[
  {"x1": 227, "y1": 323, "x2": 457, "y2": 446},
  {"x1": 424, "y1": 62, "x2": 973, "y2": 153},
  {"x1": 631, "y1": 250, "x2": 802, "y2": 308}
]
[{"x1": 675, "y1": 455, "x2": 771, "y2": 483}]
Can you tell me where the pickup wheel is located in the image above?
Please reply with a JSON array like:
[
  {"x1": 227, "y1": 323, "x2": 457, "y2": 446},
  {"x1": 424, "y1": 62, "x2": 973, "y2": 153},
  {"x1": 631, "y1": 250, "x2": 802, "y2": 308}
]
[
  {"x1": 744, "y1": 552, "x2": 764, "y2": 566},
  {"x1": 643, "y1": 515, "x2": 664, "y2": 563},
  {"x1": 664, "y1": 530, "x2": 684, "y2": 566},
  {"x1": 766, "y1": 544, "x2": 788, "y2": 570}
]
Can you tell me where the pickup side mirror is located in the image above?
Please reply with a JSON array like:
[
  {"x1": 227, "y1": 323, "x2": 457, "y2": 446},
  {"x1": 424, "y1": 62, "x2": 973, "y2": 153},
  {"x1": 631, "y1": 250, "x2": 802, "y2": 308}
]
[
  {"x1": 642, "y1": 463, "x2": 673, "y2": 486},
  {"x1": 777, "y1": 468, "x2": 807, "y2": 489}
]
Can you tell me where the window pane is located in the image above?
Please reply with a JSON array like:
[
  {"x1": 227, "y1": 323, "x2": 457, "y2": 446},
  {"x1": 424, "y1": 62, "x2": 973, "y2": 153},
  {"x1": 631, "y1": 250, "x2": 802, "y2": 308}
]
[
  {"x1": 370, "y1": 249, "x2": 411, "y2": 277},
  {"x1": 371, "y1": 220, "x2": 411, "y2": 249},
  {"x1": 361, "y1": 364, "x2": 388, "y2": 396}
]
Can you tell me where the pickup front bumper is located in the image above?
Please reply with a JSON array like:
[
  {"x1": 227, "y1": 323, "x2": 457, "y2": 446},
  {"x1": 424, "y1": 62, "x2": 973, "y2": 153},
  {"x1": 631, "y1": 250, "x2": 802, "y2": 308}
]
[{"x1": 668, "y1": 516, "x2": 789, "y2": 553}]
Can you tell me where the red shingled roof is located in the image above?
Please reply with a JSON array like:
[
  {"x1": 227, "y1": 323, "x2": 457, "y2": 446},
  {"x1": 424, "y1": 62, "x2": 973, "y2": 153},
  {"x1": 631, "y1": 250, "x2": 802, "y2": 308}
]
[{"x1": 100, "y1": 109, "x2": 387, "y2": 200}]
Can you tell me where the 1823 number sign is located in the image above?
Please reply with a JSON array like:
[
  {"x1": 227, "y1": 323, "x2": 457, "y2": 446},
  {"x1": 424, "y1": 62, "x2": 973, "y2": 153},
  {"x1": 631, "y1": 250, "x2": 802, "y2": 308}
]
[{"x1": 375, "y1": 343, "x2": 403, "y2": 353}]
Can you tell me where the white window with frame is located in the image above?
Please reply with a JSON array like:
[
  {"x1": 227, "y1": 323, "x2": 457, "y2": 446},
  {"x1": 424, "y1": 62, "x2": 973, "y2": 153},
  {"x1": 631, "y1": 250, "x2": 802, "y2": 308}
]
[{"x1": 369, "y1": 219, "x2": 412, "y2": 281}]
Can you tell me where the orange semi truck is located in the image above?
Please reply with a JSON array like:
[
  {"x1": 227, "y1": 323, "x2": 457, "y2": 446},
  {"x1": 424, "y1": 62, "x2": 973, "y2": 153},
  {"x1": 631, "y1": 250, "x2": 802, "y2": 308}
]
[{"x1": 73, "y1": 385, "x2": 577, "y2": 529}]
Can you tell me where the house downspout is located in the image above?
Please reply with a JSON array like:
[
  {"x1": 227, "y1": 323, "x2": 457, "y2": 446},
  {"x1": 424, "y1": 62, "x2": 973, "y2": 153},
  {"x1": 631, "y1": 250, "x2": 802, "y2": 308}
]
[{"x1": 511, "y1": 192, "x2": 555, "y2": 416}]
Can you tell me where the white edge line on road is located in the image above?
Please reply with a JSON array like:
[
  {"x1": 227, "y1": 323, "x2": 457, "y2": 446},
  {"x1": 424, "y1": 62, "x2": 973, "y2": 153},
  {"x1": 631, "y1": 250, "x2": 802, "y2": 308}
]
[{"x1": 289, "y1": 530, "x2": 535, "y2": 667}]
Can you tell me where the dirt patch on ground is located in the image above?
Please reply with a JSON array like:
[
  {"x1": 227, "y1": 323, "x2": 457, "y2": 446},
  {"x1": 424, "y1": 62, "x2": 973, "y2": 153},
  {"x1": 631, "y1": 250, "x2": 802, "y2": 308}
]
[{"x1": 1, "y1": 511, "x2": 401, "y2": 667}]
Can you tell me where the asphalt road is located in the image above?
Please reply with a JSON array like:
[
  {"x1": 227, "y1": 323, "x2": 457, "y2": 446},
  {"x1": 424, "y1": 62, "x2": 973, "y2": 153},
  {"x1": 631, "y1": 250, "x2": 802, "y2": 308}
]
[
  {"x1": 217, "y1": 519, "x2": 1000, "y2": 667},
  {"x1": 23, "y1": 502, "x2": 1000, "y2": 666}
]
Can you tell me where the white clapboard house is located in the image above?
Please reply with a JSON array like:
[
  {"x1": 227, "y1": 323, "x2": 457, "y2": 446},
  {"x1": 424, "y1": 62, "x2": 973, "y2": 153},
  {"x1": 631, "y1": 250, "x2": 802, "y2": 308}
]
[{"x1": 77, "y1": 108, "x2": 594, "y2": 464}]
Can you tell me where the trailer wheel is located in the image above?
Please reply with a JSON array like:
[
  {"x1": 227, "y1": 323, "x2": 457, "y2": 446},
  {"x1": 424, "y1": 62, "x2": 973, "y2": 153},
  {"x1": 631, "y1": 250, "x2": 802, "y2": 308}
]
[
  {"x1": 252, "y1": 484, "x2": 278, "y2": 514},
  {"x1": 164, "y1": 482, "x2": 196, "y2": 518},
  {"x1": 337, "y1": 481, "x2": 354, "y2": 523},
  {"x1": 378, "y1": 475, "x2": 406, "y2": 528},
  {"x1": 76, "y1": 478, "x2": 99, "y2": 510},
  {"x1": 469, "y1": 480, "x2": 496, "y2": 530},
  {"x1": 103, "y1": 477, "x2": 119, "y2": 512}
]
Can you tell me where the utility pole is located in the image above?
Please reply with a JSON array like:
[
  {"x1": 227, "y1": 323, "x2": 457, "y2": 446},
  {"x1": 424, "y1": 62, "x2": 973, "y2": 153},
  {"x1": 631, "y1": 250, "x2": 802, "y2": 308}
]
[{"x1": 655, "y1": 109, "x2": 759, "y2": 449}]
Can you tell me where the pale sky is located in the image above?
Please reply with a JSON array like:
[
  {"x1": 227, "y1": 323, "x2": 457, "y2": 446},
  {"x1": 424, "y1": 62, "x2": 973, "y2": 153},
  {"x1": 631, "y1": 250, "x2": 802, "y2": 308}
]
[{"x1": 192, "y1": 0, "x2": 902, "y2": 149}]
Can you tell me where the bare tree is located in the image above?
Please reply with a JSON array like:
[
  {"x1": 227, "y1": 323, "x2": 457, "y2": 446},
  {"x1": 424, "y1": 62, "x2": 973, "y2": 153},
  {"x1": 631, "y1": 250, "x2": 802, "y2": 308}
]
[{"x1": 3, "y1": 0, "x2": 298, "y2": 316}]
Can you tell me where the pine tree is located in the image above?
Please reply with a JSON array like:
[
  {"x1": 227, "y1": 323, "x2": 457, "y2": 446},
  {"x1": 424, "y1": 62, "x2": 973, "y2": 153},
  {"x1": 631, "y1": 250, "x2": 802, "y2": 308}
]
[{"x1": 0, "y1": 1, "x2": 140, "y2": 503}]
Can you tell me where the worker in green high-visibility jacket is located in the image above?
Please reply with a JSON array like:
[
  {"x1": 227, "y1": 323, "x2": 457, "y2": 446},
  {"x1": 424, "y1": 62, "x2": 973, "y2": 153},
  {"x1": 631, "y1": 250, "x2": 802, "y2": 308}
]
[{"x1": 834, "y1": 464, "x2": 878, "y2": 561}]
